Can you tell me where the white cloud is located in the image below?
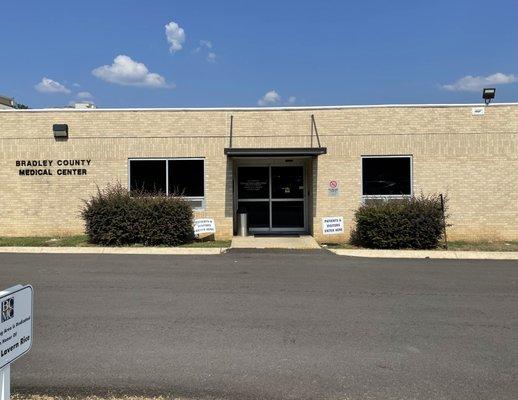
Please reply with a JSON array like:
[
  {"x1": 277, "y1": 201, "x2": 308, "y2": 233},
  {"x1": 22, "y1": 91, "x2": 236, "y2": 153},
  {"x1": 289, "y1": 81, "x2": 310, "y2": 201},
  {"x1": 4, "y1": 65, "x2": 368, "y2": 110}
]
[
  {"x1": 193, "y1": 40, "x2": 213, "y2": 53},
  {"x1": 194, "y1": 40, "x2": 217, "y2": 63},
  {"x1": 257, "y1": 91, "x2": 297, "y2": 106},
  {"x1": 286, "y1": 96, "x2": 297, "y2": 105},
  {"x1": 207, "y1": 52, "x2": 217, "y2": 63},
  {"x1": 77, "y1": 91, "x2": 93, "y2": 99},
  {"x1": 34, "y1": 77, "x2": 71, "y2": 94},
  {"x1": 258, "y1": 90, "x2": 281, "y2": 106},
  {"x1": 442, "y1": 72, "x2": 518, "y2": 92},
  {"x1": 165, "y1": 21, "x2": 186, "y2": 53},
  {"x1": 92, "y1": 55, "x2": 173, "y2": 88},
  {"x1": 199, "y1": 40, "x2": 212, "y2": 49}
]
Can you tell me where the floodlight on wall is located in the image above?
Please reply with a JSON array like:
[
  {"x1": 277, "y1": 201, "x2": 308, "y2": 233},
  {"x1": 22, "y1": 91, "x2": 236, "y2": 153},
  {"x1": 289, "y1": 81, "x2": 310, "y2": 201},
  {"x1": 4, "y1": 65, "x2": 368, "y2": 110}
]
[
  {"x1": 482, "y1": 88, "x2": 496, "y2": 105},
  {"x1": 53, "y1": 124, "x2": 68, "y2": 138}
]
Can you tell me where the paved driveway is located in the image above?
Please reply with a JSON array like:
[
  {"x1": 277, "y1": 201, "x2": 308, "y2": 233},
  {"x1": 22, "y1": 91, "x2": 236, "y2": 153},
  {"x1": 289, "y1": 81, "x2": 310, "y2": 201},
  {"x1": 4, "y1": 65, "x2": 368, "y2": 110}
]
[{"x1": 1, "y1": 250, "x2": 517, "y2": 400}]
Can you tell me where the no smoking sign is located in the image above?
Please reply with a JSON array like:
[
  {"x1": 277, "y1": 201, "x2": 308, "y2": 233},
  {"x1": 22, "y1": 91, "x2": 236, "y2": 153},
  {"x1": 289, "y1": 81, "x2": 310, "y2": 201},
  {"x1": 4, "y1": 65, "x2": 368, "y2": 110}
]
[{"x1": 328, "y1": 180, "x2": 339, "y2": 197}]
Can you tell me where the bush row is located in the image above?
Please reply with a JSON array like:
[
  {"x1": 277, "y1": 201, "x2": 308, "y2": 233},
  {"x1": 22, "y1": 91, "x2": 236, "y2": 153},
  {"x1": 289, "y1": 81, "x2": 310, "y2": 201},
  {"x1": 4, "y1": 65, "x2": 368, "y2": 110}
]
[
  {"x1": 82, "y1": 184, "x2": 447, "y2": 250},
  {"x1": 350, "y1": 194, "x2": 447, "y2": 249},
  {"x1": 81, "y1": 184, "x2": 194, "y2": 246}
]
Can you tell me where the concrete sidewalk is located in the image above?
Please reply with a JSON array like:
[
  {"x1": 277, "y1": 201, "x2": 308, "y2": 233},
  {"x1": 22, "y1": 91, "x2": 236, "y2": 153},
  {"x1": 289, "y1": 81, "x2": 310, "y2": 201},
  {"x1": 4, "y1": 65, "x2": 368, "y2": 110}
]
[
  {"x1": 2, "y1": 244, "x2": 517, "y2": 260},
  {"x1": 231, "y1": 235, "x2": 321, "y2": 249},
  {"x1": 0, "y1": 246, "x2": 228, "y2": 255},
  {"x1": 330, "y1": 248, "x2": 518, "y2": 260}
]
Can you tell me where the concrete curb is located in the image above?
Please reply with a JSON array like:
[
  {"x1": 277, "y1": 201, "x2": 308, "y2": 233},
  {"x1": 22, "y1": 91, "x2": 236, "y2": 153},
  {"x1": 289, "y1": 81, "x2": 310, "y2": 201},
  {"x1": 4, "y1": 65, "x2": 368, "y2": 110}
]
[
  {"x1": 0, "y1": 246, "x2": 229, "y2": 255},
  {"x1": 329, "y1": 249, "x2": 518, "y2": 260}
]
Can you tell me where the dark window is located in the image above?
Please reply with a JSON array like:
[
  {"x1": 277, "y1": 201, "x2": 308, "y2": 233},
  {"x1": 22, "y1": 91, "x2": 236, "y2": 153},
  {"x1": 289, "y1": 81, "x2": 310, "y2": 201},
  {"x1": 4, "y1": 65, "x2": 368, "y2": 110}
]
[
  {"x1": 272, "y1": 201, "x2": 304, "y2": 228},
  {"x1": 238, "y1": 201, "x2": 269, "y2": 228},
  {"x1": 129, "y1": 160, "x2": 166, "y2": 194},
  {"x1": 237, "y1": 167, "x2": 270, "y2": 199},
  {"x1": 129, "y1": 159, "x2": 205, "y2": 208},
  {"x1": 271, "y1": 166, "x2": 304, "y2": 199},
  {"x1": 362, "y1": 157, "x2": 411, "y2": 196},
  {"x1": 168, "y1": 160, "x2": 204, "y2": 197}
]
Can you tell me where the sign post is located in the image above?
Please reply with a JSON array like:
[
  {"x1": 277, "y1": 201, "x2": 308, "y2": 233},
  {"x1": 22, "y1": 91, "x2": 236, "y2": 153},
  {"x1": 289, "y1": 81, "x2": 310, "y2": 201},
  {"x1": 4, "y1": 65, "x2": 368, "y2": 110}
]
[
  {"x1": 0, "y1": 285, "x2": 33, "y2": 400},
  {"x1": 0, "y1": 366, "x2": 9, "y2": 400}
]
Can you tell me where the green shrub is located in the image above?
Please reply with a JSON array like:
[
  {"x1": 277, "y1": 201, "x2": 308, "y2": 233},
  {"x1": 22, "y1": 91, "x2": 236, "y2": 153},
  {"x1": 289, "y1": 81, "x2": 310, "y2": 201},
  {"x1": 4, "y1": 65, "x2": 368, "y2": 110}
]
[
  {"x1": 81, "y1": 184, "x2": 194, "y2": 246},
  {"x1": 350, "y1": 194, "x2": 447, "y2": 249}
]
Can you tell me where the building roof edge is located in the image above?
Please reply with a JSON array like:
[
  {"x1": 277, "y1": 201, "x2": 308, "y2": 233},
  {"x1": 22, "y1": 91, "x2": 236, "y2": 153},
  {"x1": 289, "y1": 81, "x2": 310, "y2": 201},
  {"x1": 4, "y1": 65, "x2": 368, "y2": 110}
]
[{"x1": 1, "y1": 102, "x2": 518, "y2": 113}]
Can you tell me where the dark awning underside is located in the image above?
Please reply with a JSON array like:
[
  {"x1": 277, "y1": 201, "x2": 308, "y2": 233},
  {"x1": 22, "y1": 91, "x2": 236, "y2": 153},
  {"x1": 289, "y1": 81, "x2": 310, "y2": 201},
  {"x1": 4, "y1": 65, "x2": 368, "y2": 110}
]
[{"x1": 224, "y1": 147, "x2": 327, "y2": 157}]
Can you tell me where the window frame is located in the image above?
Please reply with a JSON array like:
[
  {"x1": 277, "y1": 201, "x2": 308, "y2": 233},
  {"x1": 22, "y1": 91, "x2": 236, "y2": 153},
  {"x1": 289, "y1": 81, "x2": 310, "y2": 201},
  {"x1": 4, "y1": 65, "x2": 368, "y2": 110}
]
[
  {"x1": 361, "y1": 155, "x2": 413, "y2": 200},
  {"x1": 128, "y1": 157, "x2": 205, "y2": 211}
]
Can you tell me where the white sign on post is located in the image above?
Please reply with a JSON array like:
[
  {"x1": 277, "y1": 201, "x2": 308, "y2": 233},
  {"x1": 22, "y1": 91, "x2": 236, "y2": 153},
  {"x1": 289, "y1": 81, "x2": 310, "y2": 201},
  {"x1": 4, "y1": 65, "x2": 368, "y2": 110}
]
[
  {"x1": 322, "y1": 217, "x2": 344, "y2": 235},
  {"x1": 193, "y1": 218, "x2": 216, "y2": 236},
  {"x1": 0, "y1": 285, "x2": 33, "y2": 400}
]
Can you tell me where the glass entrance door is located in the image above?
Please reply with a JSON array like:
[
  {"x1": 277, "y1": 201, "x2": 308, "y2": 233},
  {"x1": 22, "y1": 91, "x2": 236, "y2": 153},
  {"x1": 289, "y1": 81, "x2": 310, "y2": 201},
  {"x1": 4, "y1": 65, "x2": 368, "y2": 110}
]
[
  {"x1": 271, "y1": 166, "x2": 305, "y2": 230},
  {"x1": 237, "y1": 166, "x2": 270, "y2": 230},
  {"x1": 237, "y1": 165, "x2": 306, "y2": 233}
]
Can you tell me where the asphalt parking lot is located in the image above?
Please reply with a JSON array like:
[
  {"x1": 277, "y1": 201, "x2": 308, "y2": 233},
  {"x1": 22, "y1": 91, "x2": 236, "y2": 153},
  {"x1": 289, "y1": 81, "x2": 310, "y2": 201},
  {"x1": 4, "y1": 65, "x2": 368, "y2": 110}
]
[{"x1": 1, "y1": 250, "x2": 517, "y2": 400}]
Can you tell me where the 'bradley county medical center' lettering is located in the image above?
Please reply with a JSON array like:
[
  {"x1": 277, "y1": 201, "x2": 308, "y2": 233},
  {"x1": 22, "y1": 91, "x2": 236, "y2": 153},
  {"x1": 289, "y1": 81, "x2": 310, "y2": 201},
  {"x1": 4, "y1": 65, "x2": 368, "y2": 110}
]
[{"x1": 16, "y1": 159, "x2": 91, "y2": 176}]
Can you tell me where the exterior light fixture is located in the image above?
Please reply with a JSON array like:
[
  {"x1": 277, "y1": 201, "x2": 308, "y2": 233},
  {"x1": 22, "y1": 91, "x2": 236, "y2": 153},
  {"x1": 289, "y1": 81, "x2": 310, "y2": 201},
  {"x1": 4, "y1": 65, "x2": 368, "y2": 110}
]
[
  {"x1": 53, "y1": 124, "x2": 68, "y2": 138},
  {"x1": 482, "y1": 88, "x2": 496, "y2": 105}
]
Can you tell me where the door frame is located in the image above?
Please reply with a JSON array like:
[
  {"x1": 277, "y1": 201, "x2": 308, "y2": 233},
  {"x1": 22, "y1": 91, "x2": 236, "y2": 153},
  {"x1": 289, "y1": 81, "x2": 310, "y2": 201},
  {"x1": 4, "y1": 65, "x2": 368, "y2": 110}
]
[{"x1": 233, "y1": 158, "x2": 309, "y2": 234}]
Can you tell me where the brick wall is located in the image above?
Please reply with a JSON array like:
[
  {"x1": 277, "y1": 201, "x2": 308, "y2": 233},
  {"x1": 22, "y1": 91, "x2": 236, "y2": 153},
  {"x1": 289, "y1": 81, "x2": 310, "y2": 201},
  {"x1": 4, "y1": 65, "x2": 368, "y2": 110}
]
[{"x1": 0, "y1": 105, "x2": 517, "y2": 241}]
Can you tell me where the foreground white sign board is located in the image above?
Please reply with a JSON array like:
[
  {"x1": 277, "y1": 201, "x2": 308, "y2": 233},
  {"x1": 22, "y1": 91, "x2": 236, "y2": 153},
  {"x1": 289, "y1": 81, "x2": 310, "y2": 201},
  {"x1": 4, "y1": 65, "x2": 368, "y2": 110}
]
[
  {"x1": 0, "y1": 285, "x2": 32, "y2": 370},
  {"x1": 322, "y1": 217, "x2": 344, "y2": 235},
  {"x1": 194, "y1": 218, "x2": 216, "y2": 236},
  {"x1": 1, "y1": 284, "x2": 33, "y2": 400}
]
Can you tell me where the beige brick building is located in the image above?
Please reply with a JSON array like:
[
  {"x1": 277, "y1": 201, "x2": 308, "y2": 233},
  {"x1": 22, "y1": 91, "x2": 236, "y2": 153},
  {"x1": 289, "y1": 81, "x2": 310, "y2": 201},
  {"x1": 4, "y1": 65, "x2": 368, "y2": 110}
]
[{"x1": 0, "y1": 103, "x2": 517, "y2": 242}]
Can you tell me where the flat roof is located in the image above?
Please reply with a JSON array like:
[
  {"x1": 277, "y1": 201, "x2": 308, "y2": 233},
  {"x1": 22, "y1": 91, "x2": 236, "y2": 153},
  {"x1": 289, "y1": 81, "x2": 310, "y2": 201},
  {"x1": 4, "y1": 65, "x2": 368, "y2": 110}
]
[{"x1": 1, "y1": 102, "x2": 517, "y2": 113}]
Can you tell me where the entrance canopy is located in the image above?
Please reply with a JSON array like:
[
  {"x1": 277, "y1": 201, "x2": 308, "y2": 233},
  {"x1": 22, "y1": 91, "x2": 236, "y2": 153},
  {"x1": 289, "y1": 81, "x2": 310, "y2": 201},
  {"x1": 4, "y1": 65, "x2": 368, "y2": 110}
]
[{"x1": 224, "y1": 147, "x2": 327, "y2": 157}]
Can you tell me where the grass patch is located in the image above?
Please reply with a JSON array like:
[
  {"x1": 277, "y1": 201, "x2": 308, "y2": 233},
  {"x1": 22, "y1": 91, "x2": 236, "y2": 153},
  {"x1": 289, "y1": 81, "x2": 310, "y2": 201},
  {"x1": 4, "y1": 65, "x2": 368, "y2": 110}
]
[
  {"x1": 321, "y1": 242, "x2": 359, "y2": 249},
  {"x1": 0, "y1": 235, "x2": 230, "y2": 248},
  {"x1": 447, "y1": 240, "x2": 518, "y2": 252},
  {"x1": 179, "y1": 240, "x2": 231, "y2": 248},
  {"x1": 323, "y1": 240, "x2": 518, "y2": 252},
  {"x1": 0, "y1": 235, "x2": 91, "y2": 247}
]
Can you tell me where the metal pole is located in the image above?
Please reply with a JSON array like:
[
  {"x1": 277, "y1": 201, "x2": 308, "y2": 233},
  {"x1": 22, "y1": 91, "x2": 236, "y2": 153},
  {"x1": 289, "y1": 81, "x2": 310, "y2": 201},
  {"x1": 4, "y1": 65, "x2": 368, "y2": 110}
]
[
  {"x1": 440, "y1": 194, "x2": 448, "y2": 250},
  {"x1": 0, "y1": 366, "x2": 10, "y2": 400},
  {"x1": 311, "y1": 115, "x2": 322, "y2": 147},
  {"x1": 310, "y1": 114, "x2": 314, "y2": 147},
  {"x1": 229, "y1": 115, "x2": 234, "y2": 148}
]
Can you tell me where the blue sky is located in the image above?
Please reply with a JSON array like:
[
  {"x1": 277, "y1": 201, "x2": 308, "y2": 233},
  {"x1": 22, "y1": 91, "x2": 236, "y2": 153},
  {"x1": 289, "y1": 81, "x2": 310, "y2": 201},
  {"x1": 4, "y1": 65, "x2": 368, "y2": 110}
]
[{"x1": 2, "y1": 0, "x2": 518, "y2": 108}]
